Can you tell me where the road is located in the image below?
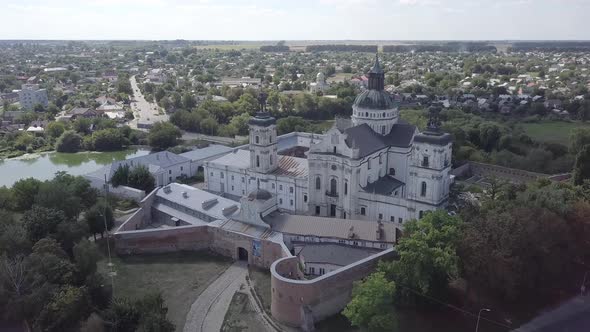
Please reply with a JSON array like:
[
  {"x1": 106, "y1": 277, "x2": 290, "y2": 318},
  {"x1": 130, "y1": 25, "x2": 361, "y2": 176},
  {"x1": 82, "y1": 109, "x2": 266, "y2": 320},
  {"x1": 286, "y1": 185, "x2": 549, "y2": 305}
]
[
  {"x1": 183, "y1": 261, "x2": 248, "y2": 332},
  {"x1": 515, "y1": 295, "x2": 590, "y2": 332},
  {"x1": 128, "y1": 75, "x2": 168, "y2": 129}
]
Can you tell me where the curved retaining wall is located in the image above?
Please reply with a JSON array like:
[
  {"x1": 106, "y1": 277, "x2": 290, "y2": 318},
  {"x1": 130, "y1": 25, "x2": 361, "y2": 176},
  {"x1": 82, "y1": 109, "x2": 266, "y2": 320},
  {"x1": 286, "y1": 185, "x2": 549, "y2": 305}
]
[{"x1": 270, "y1": 248, "x2": 396, "y2": 330}]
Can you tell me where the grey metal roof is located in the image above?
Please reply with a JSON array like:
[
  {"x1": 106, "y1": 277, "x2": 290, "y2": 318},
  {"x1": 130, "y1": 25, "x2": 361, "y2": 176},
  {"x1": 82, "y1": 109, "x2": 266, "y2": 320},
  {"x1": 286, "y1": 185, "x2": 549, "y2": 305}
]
[
  {"x1": 344, "y1": 123, "x2": 416, "y2": 158},
  {"x1": 295, "y1": 244, "x2": 380, "y2": 266},
  {"x1": 248, "y1": 112, "x2": 276, "y2": 127},
  {"x1": 353, "y1": 89, "x2": 396, "y2": 110},
  {"x1": 266, "y1": 212, "x2": 399, "y2": 243},
  {"x1": 362, "y1": 175, "x2": 404, "y2": 196},
  {"x1": 248, "y1": 189, "x2": 272, "y2": 201},
  {"x1": 156, "y1": 183, "x2": 240, "y2": 221},
  {"x1": 413, "y1": 131, "x2": 452, "y2": 145},
  {"x1": 209, "y1": 149, "x2": 251, "y2": 169},
  {"x1": 179, "y1": 144, "x2": 233, "y2": 162},
  {"x1": 369, "y1": 53, "x2": 384, "y2": 74}
]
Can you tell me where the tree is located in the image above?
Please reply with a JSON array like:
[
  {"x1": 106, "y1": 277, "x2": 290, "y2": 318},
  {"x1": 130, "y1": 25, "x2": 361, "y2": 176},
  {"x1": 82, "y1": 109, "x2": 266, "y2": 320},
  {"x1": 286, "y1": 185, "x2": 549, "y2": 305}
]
[
  {"x1": 36, "y1": 285, "x2": 91, "y2": 332},
  {"x1": 91, "y1": 128, "x2": 124, "y2": 151},
  {"x1": 85, "y1": 201, "x2": 114, "y2": 240},
  {"x1": 56, "y1": 130, "x2": 83, "y2": 153},
  {"x1": 380, "y1": 210, "x2": 462, "y2": 304},
  {"x1": 182, "y1": 93, "x2": 196, "y2": 109},
  {"x1": 573, "y1": 145, "x2": 590, "y2": 185},
  {"x1": 111, "y1": 164, "x2": 130, "y2": 187},
  {"x1": 46, "y1": 121, "x2": 66, "y2": 138},
  {"x1": 570, "y1": 127, "x2": 590, "y2": 155},
  {"x1": 342, "y1": 272, "x2": 397, "y2": 331},
  {"x1": 22, "y1": 206, "x2": 66, "y2": 243},
  {"x1": 148, "y1": 122, "x2": 181, "y2": 151},
  {"x1": 155, "y1": 87, "x2": 166, "y2": 102},
  {"x1": 128, "y1": 165, "x2": 156, "y2": 193},
  {"x1": 200, "y1": 117, "x2": 218, "y2": 135},
  {"x1": 12, "y1": 178, "x2": 41, "y2": 211},
  {"x1": 73, "y1": 240, "x2": 100, "y2": 276}
]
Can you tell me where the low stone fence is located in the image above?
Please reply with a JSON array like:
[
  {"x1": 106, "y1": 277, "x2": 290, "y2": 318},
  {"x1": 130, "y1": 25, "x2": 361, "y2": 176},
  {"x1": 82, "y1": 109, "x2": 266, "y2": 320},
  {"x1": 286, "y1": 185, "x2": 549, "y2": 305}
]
[
  {"x1": 270, "y1": 248, "x2": 396, "y2": 330},
  {"x1": 451, "y1": 161, "x2": 551, "y2": 183}
]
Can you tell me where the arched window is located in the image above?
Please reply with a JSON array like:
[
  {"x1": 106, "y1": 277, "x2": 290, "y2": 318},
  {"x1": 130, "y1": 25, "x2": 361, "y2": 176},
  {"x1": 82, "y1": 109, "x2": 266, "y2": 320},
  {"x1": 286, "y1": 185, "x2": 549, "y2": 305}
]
[
  {"x1": 333, "y1": 146, "x2": 337, "y2": 154},
  {"x1": 422, "y1": 156, "x2": 429, "y2": 167},
  {"x1": 269, "y1": 136, "x2": 272, "y2": 143},
  {"x1": 315, "y1": 176, "x2": 321, "y2": 190},
  {"x1": 365, "y1": 112, "x2": 368, "y2": 117},
  {"x1": 389, "y1": 168, "x2": 395, "y2": 176},
  {"x1": 270, "y1": 155, "x2": 273, "y2": 165},
  {"x1": 344, "y1": 181, "x2": 348, "y2": 195},
  {"x1": 382, "y1": 112, "x2": 386, "y2": 117},
  {"x1": 421, "y1": 181, "x2": 427, "y2": 197},
  {"x1": 330, "y1": 178, "x2": 337, "y2": 195},
  {"x1": 256, "y1": 155, "x2": 260, "y2": 167},
  {"x1": 255, "y1": 136, "x2": 259, "y2": 144}
]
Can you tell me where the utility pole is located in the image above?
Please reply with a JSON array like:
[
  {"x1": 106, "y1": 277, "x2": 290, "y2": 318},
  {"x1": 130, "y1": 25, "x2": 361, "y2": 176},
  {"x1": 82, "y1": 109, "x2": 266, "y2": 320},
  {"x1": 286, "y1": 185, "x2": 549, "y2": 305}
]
[
  {"x1": 103, "y1": 174, "x2": 116, "y2": 298},
  {"x1": 476, "y1": 308, "x2": 491, "y2": 332}
]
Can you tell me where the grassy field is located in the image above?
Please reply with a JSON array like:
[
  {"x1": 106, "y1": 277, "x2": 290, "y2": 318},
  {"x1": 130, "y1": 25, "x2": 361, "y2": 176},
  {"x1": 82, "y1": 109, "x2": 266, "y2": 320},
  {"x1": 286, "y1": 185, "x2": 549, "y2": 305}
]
[
  {"x1": 522, "y1": 121, "x2": 590, "y2": 145},
  {"x1": 248, "y1": 267, "x2": 272, "y2": 313},
  {"x1": 98, "y1": 251, "x2": 232, "y2": 331}
]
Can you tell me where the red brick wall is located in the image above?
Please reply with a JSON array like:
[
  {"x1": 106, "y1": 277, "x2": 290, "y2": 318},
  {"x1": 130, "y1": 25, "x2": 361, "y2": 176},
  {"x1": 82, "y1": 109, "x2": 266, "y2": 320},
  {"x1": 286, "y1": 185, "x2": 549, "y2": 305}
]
[{"x1": 270, "y1": 248, "x2": 396, "y2": 328}]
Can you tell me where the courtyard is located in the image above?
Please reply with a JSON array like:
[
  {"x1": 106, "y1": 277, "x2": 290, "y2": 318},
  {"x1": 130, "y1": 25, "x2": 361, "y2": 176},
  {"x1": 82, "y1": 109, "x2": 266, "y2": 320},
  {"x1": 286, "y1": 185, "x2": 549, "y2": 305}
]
[{"x1": 98, "y1": 251, "x2": 232, "y2": 331}]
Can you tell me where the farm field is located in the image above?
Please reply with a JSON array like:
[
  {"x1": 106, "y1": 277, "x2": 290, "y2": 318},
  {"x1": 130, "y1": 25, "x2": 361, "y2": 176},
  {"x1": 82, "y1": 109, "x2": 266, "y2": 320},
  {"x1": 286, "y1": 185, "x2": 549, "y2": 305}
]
[{"x1": 521, "y1": 121, "x2": 590, "y2": 145}]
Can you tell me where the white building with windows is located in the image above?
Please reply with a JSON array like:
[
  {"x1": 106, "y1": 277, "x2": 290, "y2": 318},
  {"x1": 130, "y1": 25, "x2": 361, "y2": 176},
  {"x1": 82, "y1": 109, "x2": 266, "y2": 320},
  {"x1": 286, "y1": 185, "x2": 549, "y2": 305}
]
[
  {"x1": 205, "y1": 55, "x2": 452, "y2": 223},
  {"x1": 19, "y1": 84, "x2": 48, "y2": 110}
]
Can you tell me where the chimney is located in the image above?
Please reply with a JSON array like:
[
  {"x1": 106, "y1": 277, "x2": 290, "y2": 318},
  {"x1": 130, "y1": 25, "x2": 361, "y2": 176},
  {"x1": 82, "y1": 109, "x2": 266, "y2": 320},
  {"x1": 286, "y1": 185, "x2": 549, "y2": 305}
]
[{"x1": 182, "y1": 191, "x2": 188, "y2": 198}]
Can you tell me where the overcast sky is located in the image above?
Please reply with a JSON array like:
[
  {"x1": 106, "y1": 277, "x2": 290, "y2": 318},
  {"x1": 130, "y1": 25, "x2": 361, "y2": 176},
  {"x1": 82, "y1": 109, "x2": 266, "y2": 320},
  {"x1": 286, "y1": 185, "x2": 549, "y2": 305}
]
[{"x1": 2, "y1": 0, "x2": 589, "y2": 40}]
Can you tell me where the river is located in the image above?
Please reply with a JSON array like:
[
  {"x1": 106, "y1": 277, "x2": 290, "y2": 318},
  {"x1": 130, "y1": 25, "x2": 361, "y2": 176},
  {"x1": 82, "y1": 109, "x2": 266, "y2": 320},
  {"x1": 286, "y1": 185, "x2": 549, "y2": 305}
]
[{"x1": 0, "y1": 148, "x2": 151, "y2": 187}]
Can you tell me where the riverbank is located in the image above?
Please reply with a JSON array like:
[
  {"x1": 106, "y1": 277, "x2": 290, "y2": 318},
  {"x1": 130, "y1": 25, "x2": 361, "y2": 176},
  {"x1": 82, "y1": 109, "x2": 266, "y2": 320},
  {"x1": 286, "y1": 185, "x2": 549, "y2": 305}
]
[{"x1": 0, "y1": 148, "x2": 150, "y2": 187}]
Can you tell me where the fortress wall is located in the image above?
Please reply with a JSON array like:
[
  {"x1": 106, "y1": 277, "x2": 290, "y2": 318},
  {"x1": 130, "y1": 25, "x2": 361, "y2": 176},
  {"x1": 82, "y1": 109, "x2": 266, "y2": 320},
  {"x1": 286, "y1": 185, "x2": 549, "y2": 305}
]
[{"x1": 270, "y1": 248, "x2": 396, "y2": 329}]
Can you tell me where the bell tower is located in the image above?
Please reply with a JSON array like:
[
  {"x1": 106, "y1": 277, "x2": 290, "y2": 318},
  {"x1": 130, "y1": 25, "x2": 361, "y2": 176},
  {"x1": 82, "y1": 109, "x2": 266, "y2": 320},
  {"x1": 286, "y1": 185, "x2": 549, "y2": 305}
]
[{"x1": 249, "y1": 93, "x2": 278, "y2": 174}]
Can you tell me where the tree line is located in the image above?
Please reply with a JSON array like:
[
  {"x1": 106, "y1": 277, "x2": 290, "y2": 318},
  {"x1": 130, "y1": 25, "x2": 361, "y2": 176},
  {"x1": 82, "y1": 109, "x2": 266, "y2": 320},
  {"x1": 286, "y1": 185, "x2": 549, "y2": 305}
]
[{"x1": 0, "y1": 172, "x2": 174, "y2": 331}]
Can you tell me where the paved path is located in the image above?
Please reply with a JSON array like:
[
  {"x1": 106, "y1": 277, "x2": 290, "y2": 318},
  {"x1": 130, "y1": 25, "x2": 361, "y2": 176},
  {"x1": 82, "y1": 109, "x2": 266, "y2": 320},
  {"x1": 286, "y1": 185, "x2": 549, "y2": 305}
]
[
  {"x1": 128, "y1": 75, "x2": 168, "y2": 129},
  {"x1": 183, "y1": 261, "x2": 248, "y2": 332}
]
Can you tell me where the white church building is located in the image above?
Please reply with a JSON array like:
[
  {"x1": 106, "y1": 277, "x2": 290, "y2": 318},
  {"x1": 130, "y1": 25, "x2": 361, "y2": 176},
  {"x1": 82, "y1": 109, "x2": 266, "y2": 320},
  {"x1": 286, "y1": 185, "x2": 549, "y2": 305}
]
[{"x1": 205, "y1": 55, "x2": 453, "y2": 223}]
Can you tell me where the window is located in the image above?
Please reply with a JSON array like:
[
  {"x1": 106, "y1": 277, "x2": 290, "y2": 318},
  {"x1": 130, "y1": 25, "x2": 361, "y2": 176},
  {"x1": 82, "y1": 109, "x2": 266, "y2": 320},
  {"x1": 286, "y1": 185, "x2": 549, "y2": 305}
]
[
  {"x1": 343, "y1": 212, "x2": 347, "y2": 219},
  {"x1": 330, "y1": 178, "x2": 337, "y2": 195},
  {"x1": 290, "y1": 187, "x2": 294, "y2": 193},
  {"x1": 231, "y1": 175, "x2": 234, "y2": 180},
  {"x1": 241, "y1": 177, "x2": 245, "y2": 183},
  {"x1": 338, "y1": 239, "x2": 345, "y2": 244},
  {"x1": 419, "y1": 210, "x2": 424, "y2": 219},
  {"x1": 290, "y1": 199, "x2": 293, "y2": 206},
  {"x1": 398, "y1": 217, "x2": 403, "y2": 223},
  {"x1": 333, "y1": 146, "x2": 337, "y2": 154},
  {"x1": 367, "y1": 158, "x2": 371, "y2": 169},
  {"x1": 309, "y1": 267, "x2": 315, "y2": 275},
  {"x1": 231, "y1": 185, "x2": 234, "y2": 191},
  {"x1": 303, "y1": 194, "x2": 308, "y2": 203},
  {"x1": 220, "y1": 172, "x2": 224, "y2": 179},
  {"x1": 319, "y1": 268, "x2": 325, "y2": 275},
  {"x1": 380, "y1": 243, "x2": 387, "y2": 249},
  {"x1": 256, "y1": 155, "x2": 260, "y2": 167},
  {"x1": 353, "y1": 241, "x2": 359, "y2": 246},
  {"x1": 180, "y1": 166, "x2": 183, "y2": 171},
  {"x1": 390, "y1": 216, "x2": 395, "y2": 222},
  {"x1": 270, "y1": 155, "x2": 273, "y2": 165},
  {"x1": 279, "y1": 198, "x2": 283, "y2": 204},
  {"x1": 279, "y1": 185, "x2": 283, "y2": 191},
  {"x1": 421, "y1": 181, "x2": 427, "y2": 197},
  {"x1": 344, "y1": 181, "x2": 348, "y2": 195},
  {"x1": 169, "y1": 170, "x2": 172, "y2": 175},
  {"x1": 255, "y1": 136, "x2": 259, "y2": 144},
  {"x1": 381, "y1": 125, "x2": 386, "y2": 135},
  {"x1": 360, "y1": 207, "x2": 366, "y2": 216},
  {"x1": 315, "y1": 177, "x2": 321, "y2": 190},
  {"x1": 389, "y1": 168, "x2": 395, "y2": 176},
  {"x1": 169, "y1": 176, "x2": 172, "y2": 182},
  {"x1": 422, "y1": 156, "x2": 429, "y2": 167},
  {"x1": 378, "y1": 213, "x2": 383, "y2": 220},
  {"x1": 272, "y1": 183, "x2": 275, "y2": 189},
  {"x1": 210, "y1": 172, "x2": 213, "y2": 176},
  {"x1": 269, "y1": 136, "x2": 272, "y2": 143},
  {"x1": 315, "y1": 206, "x2": 320, "y2": 215},
  {"x1": 379, "y1": 154, "x2": 382, "y2": 164}
]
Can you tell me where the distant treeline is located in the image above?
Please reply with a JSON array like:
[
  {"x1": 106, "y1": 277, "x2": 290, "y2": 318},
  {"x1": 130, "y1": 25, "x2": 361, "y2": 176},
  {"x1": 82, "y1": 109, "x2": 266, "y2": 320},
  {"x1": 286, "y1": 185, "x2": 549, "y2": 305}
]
[
  {"x1": 260, "y1": 45, "x2": 290, "y2": 52},
  {"x1": 383, "y1": 43, "x2": 496, "y2": 53},
  {"x1": 509, "y1": 41, "x2": 590, "y2": 52},
  {"x1": 305, "y1": 44, "x2": 378, "y2": 52}
]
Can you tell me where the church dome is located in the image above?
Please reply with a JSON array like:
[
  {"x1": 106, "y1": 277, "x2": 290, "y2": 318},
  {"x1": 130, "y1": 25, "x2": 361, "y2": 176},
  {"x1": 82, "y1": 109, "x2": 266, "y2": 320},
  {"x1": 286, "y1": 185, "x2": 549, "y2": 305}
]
[
  {"x1": 353, "y1": 89, "x2": 396, "y2": 110},
  {"x1": 316, "y1": 72, "x2": 325, "y2": 82},
  {"x1": 247, "y1": 189, "x2": 272, "y2": 201}
]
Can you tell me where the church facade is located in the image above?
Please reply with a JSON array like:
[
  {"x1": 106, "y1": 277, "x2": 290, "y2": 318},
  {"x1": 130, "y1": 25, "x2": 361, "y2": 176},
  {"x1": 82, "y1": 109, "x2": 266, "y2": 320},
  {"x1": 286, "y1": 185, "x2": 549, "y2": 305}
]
[{"x1": 205, "y1": 55, "x2": 452, "y2": 223}]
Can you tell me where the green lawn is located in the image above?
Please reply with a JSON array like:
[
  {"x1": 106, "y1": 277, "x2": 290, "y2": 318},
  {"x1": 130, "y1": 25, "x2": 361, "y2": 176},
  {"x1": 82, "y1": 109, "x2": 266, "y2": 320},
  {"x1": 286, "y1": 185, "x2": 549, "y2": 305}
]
[
  {"x1": 522, "y1": 121, "x2": 590, "y2": 145},
  {"x1": 98, "y1": 251, "x2": 232, "y2": 331}
]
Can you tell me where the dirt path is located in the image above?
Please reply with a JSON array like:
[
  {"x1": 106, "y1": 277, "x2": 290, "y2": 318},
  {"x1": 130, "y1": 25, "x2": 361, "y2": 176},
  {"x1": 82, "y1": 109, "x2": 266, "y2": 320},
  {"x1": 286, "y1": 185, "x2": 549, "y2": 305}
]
[{"x1": 183, "y1": 261, "x2": 248, "y2": 332}]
